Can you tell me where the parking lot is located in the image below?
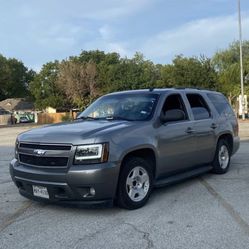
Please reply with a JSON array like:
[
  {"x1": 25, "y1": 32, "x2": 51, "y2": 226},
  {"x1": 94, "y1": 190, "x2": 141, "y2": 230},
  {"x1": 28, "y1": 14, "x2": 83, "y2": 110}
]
[{"x1": 0, "y1": 123, "x2": 249, "y2": 249}]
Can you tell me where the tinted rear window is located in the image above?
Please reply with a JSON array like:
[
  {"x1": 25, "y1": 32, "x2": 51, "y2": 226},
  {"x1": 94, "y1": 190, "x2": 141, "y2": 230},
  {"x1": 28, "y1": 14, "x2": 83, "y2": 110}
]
[
  {"x1": 207, "y1": 93, "x2": 234, "y2": 116},
  {"x1": 186, "y1": 94, "x2": 211, "y2": 120}
]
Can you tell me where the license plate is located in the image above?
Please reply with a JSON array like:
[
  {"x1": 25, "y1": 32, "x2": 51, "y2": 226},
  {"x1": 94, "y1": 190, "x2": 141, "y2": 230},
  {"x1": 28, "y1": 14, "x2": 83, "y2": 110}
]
[{"x1": 32, "y1": 185, "x2": 49, "y2": 199}]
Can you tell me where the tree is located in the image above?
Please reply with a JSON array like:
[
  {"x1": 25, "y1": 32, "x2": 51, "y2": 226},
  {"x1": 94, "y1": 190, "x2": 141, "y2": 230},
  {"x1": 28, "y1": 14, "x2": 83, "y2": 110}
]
[
  {"x1": 77, "y1": 50, "x2": 120, "y2": 94},
  {"x1": 159, "y1": 55, "x2": 217, "y2": 90},
  {"x1": 103, "y1": 52, "x2": 160, "y2": 92},
  {"x1": 56, "y1": 60, "x2": 98, "y2": 108},
  {"x1": 78, "y1": 50, "x2": 109, "y2": 64},
  {"x1": 29, "y1": 61, "x2": 66, "y2": 109},
  {"x1": 212, "y1": 41, "x2": 249, "y2": 103},
  {"x1": 0, "y1": 54, "x2": 34, "y2": 101}
]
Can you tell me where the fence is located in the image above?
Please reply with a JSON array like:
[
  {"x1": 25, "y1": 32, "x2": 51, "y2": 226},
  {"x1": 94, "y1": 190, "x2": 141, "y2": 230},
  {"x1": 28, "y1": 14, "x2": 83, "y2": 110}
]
[
  {"x1": 37, "y1": 112, "x2": 68, "y2": 124},
  {"x1": 37, "y1": 112, "x2": 77, "y2": 124},
  {"x1": 0, "y1": 114, "x2": 11, "y2": 125},
  {"x1": 0, "y1": 112, "x2": 77, "y2": 125},
  {"x1": 37, "y1": 112, "x2": 66, "y2": 124}
]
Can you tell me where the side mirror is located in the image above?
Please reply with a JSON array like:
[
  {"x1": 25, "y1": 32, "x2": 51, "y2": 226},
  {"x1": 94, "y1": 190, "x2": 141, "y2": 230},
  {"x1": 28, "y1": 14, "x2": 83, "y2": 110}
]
[{"x1": 160, "y1": 109, "x2": 185, "y2": 123}]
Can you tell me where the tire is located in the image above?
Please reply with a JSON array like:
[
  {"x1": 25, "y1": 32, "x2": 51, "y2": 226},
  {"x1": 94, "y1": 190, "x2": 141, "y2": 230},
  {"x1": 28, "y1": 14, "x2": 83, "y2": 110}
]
[
  {"x1": 117, "y1": 156, "x2": 153, "y2": 210},
  {"x1": 212, "y1": 139, "x2": 231, "y2": 174}
]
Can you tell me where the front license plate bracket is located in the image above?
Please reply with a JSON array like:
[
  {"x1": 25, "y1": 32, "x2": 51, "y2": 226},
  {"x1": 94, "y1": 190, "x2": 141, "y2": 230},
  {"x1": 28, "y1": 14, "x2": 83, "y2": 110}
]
[{"x1": 32, "y1": 185, "x2": 49, "y2": 199}]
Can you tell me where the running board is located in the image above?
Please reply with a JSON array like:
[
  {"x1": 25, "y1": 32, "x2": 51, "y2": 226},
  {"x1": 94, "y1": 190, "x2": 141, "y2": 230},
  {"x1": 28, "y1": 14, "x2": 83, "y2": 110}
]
[{"x1": 154, "y1": 165, "x2": 212, "y2": 188}]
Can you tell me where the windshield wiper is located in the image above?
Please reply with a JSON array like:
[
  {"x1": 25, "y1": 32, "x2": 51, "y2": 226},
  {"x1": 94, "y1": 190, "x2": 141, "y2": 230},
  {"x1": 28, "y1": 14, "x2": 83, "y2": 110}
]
[
  {"x1": 76, "y1": 116, "x2": 98, "y2": 121},
  {"x1": 77, "y1": 115, "x2": 132, "y2": 121},
  {"x1": 105, "y1": 116, "x2": 132, "y2": 121}
]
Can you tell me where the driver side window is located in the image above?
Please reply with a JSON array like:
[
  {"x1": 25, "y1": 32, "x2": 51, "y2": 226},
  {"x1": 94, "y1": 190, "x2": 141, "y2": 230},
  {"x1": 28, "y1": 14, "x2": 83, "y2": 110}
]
[{"x1": 161, "y1": 94, "x2": 188, "y2": 122}]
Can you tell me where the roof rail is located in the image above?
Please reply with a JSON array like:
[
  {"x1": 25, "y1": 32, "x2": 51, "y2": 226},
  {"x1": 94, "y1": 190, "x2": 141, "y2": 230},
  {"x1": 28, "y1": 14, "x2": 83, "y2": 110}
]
[{"x1": 173, "y1": 87, "x2": 210, "y2": 91}]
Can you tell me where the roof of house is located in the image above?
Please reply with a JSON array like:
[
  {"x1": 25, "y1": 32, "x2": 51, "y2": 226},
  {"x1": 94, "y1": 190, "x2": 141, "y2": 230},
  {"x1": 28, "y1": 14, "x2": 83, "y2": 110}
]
[
  {"x1": 0, "y1": 106, "x2": 10, "y2": 115},
  {"x1": 0, "y1": 98, "x2": 34, "y2": 112}
]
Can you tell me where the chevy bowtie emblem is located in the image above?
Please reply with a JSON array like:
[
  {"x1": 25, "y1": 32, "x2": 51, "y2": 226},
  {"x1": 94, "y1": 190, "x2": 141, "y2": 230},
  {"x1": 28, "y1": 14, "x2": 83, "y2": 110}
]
[{"x1": 33, "y1": 149, "x2": 46, "y2": 156}]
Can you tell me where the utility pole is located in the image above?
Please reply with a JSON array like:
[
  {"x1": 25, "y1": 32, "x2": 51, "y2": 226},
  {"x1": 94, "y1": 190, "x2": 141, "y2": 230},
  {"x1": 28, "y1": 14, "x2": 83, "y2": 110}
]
[{"x1": 238, "y1": 0, "x2": 245, "y2": 120}]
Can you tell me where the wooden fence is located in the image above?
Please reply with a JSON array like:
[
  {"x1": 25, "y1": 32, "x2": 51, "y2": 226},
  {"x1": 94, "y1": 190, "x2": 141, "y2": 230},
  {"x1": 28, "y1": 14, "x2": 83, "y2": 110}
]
[
  {"x1": 37, "y1": 112, "x2": 67, "y2": 124},
  {"x1": 0, "y1": 114, "x2": 11, "y2": 125},
  {"x1": 37, "y1": 112, "x2": 78, "y2": 124},
  {"x1": 0, "y1": 112, "x2": 77, "y2": 125}
]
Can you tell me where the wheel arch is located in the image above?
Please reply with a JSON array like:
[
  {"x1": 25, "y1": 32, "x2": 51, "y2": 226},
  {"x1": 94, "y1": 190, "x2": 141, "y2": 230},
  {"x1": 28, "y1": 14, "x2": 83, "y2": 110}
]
[
  {"x1": 217, "y1": 133, "x2": 233, "y2": 153},
  {"x1": 119, "y1": 147, "x2": 157, "y2": 178}
]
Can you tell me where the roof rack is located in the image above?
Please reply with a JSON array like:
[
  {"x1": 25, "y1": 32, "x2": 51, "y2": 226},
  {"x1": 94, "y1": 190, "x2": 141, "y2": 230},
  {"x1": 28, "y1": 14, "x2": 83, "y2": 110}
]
[{"x1": 173, "y1": 87, "x2": 209, "y2": 91}]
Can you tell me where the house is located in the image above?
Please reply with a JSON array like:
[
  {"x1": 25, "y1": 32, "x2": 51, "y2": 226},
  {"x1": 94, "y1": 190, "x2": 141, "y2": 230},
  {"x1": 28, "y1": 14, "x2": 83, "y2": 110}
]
[
  {"x1": 0, "y1": 98, "x2": 35, "y2": 125},
  {"x1": 0, "y1": 98, "x2": 34, "y2": 113},
  {"x1": 0, "y1": 107, "x2": 10, "y2": 115}
]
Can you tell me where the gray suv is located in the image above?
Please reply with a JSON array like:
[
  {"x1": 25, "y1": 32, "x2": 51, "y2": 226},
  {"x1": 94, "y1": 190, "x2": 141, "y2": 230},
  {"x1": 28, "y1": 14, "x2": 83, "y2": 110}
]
[{"x1": 10, "y1": 88, "x2": 240, "y2": 209}]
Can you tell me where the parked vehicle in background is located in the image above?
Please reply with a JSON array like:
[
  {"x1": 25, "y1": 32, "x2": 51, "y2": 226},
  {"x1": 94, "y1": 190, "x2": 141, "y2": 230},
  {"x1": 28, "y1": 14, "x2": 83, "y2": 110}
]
[
  {"x1": 10, "y1": 88, "x2": 240, "y2": 209},
  {"x1": 19, "y1": 116, "x2": 32, "y2": 123}
]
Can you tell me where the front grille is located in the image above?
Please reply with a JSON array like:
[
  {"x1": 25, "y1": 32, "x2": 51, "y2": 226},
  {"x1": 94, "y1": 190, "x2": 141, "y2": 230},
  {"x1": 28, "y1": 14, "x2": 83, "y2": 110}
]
[
  {"x1": 20, "y1": 143, "x2": 71, "y2": 151},
  {"x1": 19, "y1": 154, "x2": 68, "y2": 167}
]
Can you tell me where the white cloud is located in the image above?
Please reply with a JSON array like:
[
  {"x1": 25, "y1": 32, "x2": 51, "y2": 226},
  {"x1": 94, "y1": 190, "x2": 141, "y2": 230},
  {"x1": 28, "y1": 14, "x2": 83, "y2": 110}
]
[
  {"x1": 99, "y1": 25, "x2": 113, "y2": 40},
  {"x1": 141, "y1": 13, "x2": 249, "y2": 63},
  {"x1": 0, "y1": 0, "x2": 153, "y2": 69},
  {"x1": 84, "y1": 38, "x2": 131, "y2": 57},
  {"x1": 73, "y1": 0, "x2": 152, "y2": 20},
  {"x1": 1, "y1": 1, "x2": 249, "y2": 70},
  {"x1": 102, "y1": 42, "x2": 130, "y2": 57},
  {"x1": 96, "y1": 25, "x2": 130, "y2": 56},
  {"x1": 9, "y1": 0, "x2": 153, "y2": 21}
]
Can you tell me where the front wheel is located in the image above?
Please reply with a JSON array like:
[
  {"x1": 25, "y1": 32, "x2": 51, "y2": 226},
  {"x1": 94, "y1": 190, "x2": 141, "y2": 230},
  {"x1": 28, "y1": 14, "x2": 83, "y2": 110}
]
[
  {"x1": 117, "y1": 157, "x2": 153, "y2": 209},
  {"x1": 212, "y1": 139, "x2": 231, "y2": 174}
]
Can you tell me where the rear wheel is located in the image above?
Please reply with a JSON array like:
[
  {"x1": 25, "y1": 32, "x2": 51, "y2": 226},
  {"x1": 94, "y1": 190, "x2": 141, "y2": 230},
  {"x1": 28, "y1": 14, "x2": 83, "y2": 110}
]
[
  {"x1": 117, "y1": 156, "x2": 153, "y2": 209},
  {"x1": 212, "y1": 139, "x2": 231, "y2": 174}
]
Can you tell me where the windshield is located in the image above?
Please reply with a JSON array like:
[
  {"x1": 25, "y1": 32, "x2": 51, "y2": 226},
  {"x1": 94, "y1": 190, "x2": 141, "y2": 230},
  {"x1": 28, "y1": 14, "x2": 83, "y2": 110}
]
[{"x1": 78, "y1": 93, "x2": 159, "y2": 121}]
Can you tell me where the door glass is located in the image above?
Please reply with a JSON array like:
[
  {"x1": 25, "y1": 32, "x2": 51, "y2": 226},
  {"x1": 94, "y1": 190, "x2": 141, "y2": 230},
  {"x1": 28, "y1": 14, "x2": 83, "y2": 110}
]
[
  {"x1": 161, "y1": 94, "x2": 188, "y2": 121},
  {"x1": 186, "y1": 94, "x2": 211, "y2": 120}
]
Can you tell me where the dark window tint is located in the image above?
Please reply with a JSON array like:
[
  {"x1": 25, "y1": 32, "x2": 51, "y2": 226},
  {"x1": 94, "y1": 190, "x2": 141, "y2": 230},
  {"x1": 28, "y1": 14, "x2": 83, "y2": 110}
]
[
  {"x1": 191, "y1": 107, "x2": 210, "y2": 120},
  {"x1": 187, "y1": 94, "x2": 211, "y2": 120},
  {"x1": 162, "y1": 94, "x2": 188, "y2": 120},
  {"x1": 207, "y1": 93, "x2": 234, "y2": 116}
]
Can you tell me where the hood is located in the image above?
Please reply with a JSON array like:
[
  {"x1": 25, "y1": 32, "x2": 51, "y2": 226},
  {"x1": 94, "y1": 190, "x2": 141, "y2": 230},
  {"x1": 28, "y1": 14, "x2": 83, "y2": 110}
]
[{"x1": 18, "y1": 120, "x2": 131, "y2": 144}]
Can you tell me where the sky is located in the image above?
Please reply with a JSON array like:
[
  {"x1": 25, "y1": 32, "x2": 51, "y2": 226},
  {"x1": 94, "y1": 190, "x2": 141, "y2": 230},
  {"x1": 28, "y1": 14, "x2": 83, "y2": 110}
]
[{"x1": 1, "y1": 0, "x2": 249, "y2": 71}]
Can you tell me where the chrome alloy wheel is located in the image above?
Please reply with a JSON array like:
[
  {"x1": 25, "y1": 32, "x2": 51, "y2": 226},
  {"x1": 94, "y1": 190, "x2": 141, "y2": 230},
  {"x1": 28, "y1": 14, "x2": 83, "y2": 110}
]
[
  {"x1": 218, "y1": 145, "x2": 229, "y2": 169},
  {"x1": 126, "y1": 166, "x2": 150, "y2": 202}
]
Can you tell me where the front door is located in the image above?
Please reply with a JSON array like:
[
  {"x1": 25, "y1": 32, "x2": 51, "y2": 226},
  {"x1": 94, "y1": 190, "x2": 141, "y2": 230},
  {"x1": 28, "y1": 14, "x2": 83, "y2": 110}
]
[{"x1": 156, "y1": 94, "x2": 197, "y2": 177}]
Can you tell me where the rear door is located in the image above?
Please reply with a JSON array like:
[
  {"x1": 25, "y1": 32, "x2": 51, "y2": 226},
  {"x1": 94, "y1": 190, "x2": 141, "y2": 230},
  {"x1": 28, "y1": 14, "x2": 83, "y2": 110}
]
[{"x1": 185, "y1": 93, "x2": 217, "y2": 165}]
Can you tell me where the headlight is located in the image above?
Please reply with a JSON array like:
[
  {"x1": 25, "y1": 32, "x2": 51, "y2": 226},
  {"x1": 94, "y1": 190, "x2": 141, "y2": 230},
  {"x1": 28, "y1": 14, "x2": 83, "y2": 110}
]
[
  {"x1": 15, "y1": 138, "x2": 19, "y2": 159},
  {"x1": 74, "y1": 143, "x2": 109, "y2": 165}
]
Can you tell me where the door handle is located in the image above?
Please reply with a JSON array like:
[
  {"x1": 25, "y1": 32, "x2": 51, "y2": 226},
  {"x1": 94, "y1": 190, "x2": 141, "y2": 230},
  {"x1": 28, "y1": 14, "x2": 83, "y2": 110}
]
[
  {"x1": 210, "y1": 123, "x2": 217, "y2": 129},
  {"x1": 185, "y1": 127, "x2": 195, "y2": 134}
]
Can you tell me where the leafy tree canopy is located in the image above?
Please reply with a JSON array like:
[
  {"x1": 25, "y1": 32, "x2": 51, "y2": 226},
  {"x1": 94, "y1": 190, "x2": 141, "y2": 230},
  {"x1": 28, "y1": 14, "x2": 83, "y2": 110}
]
[
  {"x1": 0, "y1": 54, "x2": 34, "y2": 101},
  {"x1": 3, "y1": 41, "x2": 249, "y2": 111},
  {"x1": 29, "y1": 61, "x2": 66, "y2": 109},
  {"x1": 212, "y1": 41, "x2": 249, "y2": 103}
]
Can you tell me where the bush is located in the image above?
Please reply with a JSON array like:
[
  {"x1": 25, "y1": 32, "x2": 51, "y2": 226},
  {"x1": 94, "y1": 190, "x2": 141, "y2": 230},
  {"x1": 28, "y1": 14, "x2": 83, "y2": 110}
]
[{"x1": 61, "y1": 113, "x2": 73, "y2": 122}]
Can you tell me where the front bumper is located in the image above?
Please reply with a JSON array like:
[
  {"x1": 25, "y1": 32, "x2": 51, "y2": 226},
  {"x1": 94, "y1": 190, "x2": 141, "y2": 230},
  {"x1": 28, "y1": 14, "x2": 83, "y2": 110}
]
[{"x1": 10, "y1": 159, "x2": 120, "y2": 206}]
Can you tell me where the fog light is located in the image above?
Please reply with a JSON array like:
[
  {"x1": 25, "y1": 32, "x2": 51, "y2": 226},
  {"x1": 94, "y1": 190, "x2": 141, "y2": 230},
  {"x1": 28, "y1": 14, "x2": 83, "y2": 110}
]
[
  {"x1": 90, "y1": 187, "x2": 95, "y2": 196},
  {"x1": 83, "y1": 187, "x2": 96, "y2": 198}
]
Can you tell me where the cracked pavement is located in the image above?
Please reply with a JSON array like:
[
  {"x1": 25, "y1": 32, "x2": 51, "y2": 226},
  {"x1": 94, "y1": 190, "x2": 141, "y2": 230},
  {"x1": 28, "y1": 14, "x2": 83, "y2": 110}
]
[{"x1": 0, "y1": 123, "x2": 249, "y2": 249}]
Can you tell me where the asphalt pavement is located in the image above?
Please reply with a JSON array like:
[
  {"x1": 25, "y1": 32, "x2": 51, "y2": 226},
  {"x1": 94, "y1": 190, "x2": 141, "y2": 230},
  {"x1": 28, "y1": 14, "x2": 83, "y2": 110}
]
[{"x1": 0, "y1": 123, "x2": 249, "y2": 249}]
